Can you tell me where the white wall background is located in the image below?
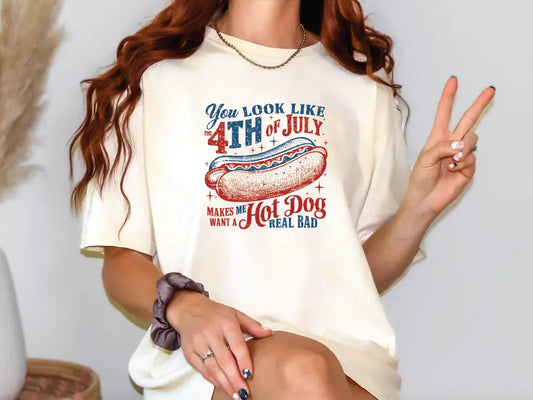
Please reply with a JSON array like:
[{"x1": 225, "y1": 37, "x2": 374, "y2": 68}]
[
  {"x1": 361, "y1": 0, "x2": 533, "y2": 399},
  {"x1": 0, "y1": 0, "x2": 530, "y2": 399}
]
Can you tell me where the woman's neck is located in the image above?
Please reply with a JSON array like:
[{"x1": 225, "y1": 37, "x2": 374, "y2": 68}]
[{"x1": 211, "y1": 0, "x2": 320, "y2": 49}]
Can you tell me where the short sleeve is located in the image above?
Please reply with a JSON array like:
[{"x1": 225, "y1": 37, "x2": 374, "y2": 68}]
[
  {"x1": 356, "y1": 69, "x2": 426, "y2": 266},
  {"x1": 79, "y1": 79, "x2": 156, "y2": 258}
]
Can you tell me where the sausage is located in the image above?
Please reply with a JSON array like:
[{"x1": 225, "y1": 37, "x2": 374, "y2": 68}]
[{"x1": 205, "y1": 137, "x2": 328, "y2": 202}]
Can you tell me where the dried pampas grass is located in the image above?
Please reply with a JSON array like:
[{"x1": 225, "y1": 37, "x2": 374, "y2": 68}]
[{"x1": 0, "y1": 0, "x2": 64, "y2": 200}]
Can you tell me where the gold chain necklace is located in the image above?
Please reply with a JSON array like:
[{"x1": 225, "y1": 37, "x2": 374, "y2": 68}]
[{"x1": 213, "y1": 22, "x2": 307, "y2": 69}]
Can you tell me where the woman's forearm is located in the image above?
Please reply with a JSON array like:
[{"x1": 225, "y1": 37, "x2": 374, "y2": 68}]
[
  {"x1": 101, "y1": 247, "x2": 212, "y2": 328},
  {"x1": 102, "y1": 247, "x2": 163, "y2": 325},
  {"x1": 362, "y1": 203, "x2": 436, "y2": 295}
]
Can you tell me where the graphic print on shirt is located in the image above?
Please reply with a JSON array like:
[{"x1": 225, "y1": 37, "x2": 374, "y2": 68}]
[{"x1": 203, "y1": 102, "x2": 328, "y2": 229}]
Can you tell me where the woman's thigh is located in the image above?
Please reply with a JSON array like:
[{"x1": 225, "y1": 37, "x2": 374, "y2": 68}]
[
  {"x1": 346, "y1": 375, "x2": 379, "y2": 400},
  {"x1": 210, "y1": 330, "x2": 377, "y2": 400}
]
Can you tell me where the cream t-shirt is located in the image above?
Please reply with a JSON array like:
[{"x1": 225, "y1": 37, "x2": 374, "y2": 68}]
[{"x1": 79, "y1": 26, "x2": 426, "y2": 400}]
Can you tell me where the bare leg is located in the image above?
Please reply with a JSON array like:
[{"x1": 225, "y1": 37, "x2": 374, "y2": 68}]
[
  {"x1": 346, "y1": 375, "x2": 378, "y2": 400},
  {"x1": 211, "y1": 331, "x2": 378, "y2": 400}
]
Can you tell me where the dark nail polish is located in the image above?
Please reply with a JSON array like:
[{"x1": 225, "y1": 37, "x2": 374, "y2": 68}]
[
  {"x1": 242, "y1": 368, "x2": 251, "y2": 379},
  {"x1": 451, "y1": 75, "x2": 457, "y2": 79},
  {"x1": 489, "y1": 85, "x2": 496, "y2": 91},
  {"x1": 238, "y1": 388, "x2": 249, "y2": 400}
]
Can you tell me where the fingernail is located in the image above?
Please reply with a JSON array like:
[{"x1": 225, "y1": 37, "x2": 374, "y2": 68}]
[
  {"x1": 451, "y1": 141, "x2": 464, "y2": 150},
  {"x1": 450, "y1": 75, "x2": 457, "y2": 79},
  {"x1": 242, "y1": 368, "x2": 252, "y2": 379},
  {"x1": 238, "y1": 388, "x2": 249, "y2": 400},
  {"x1": 453, "y1": 151, "x2": 463, "y2": 162},
  {"x1": 232, "y1": 393, "x2": 240, "y2": 400},
  {"x1": 489, "y1": 85, "x2": 496, "y2": 92},
  {"x1": 449, "y1": 162, "x2": 457, "y2": 169}
]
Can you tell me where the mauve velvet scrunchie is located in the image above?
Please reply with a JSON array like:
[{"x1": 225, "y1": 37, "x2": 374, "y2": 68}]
[{"x1": 150, "y1": 272, "x2": 209, "y2": 351}]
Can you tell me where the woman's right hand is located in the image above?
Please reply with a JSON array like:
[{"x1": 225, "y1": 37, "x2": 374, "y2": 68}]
[{"x1": 166, "y1": 290, "x2": 273, "y2": 399}]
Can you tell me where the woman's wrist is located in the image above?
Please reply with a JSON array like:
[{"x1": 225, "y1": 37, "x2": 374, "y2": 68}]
[
  {"x1": 150, "y1": 272, "x2": 209, "y2": 351},
  {"x1": 398, "y1": 198, "x2": 438, "y2": 228},
  {"x1": 166, "y1": 289, "x2": 208, "y2": 330}
]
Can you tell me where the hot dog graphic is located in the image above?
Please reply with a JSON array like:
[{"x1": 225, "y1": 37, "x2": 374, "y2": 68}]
[{"x1": 205, "y1": 137, "x2": 327, "y2": 202}]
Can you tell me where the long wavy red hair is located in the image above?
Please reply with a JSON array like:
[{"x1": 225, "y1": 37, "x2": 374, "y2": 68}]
[{"x1": 68, "y1": 0, "x2": 408, "y2": 236}]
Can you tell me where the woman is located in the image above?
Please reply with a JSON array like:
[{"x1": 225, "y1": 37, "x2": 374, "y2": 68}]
[{"x1": 68, "y1": 0, "x2": 494, "y2": 399}]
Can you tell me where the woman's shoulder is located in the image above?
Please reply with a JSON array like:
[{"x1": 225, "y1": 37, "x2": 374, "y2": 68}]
[
  {"x1": 142, "y1": 58, "x2": 179, "y2": 81},
  {"x1": 140, "y1": 57, "x2": 192, "y2": 91},
  {"x1": 317, "y1": 45, "x2": 391, "y2": 89}
]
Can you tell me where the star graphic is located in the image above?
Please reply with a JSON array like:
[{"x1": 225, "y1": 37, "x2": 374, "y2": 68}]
[{"x1": 315, "y1": 182, "x2": 324, "y2": 194}]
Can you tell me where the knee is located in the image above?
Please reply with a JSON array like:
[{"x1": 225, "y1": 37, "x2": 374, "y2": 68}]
[{"x1": 279, "y1": 343, "x2": 342, "y2": 399}]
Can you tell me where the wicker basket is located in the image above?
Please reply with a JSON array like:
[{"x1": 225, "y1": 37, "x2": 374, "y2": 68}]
[{"x1": 16, "y1": 358, "x2": 101, "y2": 400}]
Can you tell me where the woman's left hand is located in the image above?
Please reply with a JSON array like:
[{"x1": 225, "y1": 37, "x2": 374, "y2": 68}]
[{"x1": 401, "y1": 77, "x2": 496, "y2": 218}]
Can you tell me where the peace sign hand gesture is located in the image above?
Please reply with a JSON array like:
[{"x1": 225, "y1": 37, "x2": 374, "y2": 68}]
[{"x1": 401, "y1": 77, "x2": 496, "y2": 218}]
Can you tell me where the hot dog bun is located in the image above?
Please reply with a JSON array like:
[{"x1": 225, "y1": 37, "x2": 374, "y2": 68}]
[{"x1": 205, "y1": 137, "x2": 327, "y2": 202}]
